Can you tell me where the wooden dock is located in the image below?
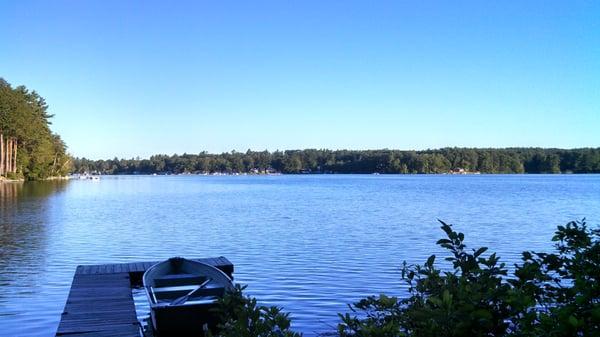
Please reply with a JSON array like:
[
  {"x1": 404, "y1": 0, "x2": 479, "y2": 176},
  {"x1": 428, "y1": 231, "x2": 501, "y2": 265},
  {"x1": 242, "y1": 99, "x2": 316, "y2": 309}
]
[{"x1": 55, "y1": 257, "x2": 233, "y2": 337}]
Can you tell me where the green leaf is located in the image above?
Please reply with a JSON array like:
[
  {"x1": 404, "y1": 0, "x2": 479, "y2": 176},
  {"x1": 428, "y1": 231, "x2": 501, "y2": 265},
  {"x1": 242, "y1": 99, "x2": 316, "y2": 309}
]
[
  {"x1": 472, "y1": 309, "x2": 493, "y2": 320},
  {"x1": 426, "y1": 255, "x2": 436, "y2": 267},
  {"x1": 568, "y1": 315, "x2": 578, "y2": 327},
  {"x1": 474, "y1": 247, "x2": 488, "y2": 257},
  {"x1": 442, "y1": 290, "x2": 452, "y2": 305}
]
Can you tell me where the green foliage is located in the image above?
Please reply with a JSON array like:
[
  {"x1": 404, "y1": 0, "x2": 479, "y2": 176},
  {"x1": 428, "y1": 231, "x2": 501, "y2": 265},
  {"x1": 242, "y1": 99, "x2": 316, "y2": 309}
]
[
  {"x1": 337, "y1": 294, "x2": 404, "y2": 337},
  {"x1": 511, "y1": 220, "x2": 600, "y2": 336},
  {"x1": 208, "y1": 284, "x2": 302, "y2": 337},
  {"x1": 73, "y1": 148, "x2": 600, "y2": 175},
  {"x1": 338, "y1": 220, "x2": 600, "y2": 337},
  {"x1": 5, "y1": 171, "x2": 21, "y2": 180},
  {"x1": 0, "y1": 78, "x2": 70, "y2": 180}
]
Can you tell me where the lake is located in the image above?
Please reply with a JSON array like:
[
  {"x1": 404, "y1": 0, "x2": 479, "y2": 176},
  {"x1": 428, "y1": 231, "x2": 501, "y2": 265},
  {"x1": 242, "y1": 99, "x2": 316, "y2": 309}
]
[{"x1": 1, "y1": 175, "x2": 599, "y2": 336}]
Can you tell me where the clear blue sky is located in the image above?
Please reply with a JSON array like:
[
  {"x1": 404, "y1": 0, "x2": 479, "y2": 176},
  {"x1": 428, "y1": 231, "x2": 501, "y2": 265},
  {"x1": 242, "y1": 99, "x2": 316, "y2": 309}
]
[{"x1": 1, "y1": 1, "x2": 598, "y2": 159}]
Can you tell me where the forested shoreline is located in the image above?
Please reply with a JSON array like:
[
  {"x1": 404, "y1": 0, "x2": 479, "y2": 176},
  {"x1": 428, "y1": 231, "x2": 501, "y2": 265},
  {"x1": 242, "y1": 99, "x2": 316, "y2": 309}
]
[
  {"x1": 73, "y1": 147, "x2": 600, "y2": 175},
  {"x1": 2, "y1": 77, "x2": 599, "y2": 178},
  {"x1": 0, "y1": 78, "x2": 70, "y2": 180}
]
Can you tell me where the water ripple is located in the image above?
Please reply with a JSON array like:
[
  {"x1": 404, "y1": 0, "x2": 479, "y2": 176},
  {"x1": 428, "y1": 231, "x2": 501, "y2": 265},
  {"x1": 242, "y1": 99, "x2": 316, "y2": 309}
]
[{"x1": 0, "y1": 175, "x2": 599, "y2": 336}]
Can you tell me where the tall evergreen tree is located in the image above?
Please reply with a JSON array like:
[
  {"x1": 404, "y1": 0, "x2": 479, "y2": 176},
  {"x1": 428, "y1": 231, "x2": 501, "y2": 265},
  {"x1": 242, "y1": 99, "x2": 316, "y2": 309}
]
[{"x1": 0, "y1": 78, "x2": 70, "y2": 180}]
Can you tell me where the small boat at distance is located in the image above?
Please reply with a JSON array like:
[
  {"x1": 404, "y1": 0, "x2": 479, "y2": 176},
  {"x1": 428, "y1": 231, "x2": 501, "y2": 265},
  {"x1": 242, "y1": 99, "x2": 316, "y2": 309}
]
[
  {"x1": 75, "y1": 174, "x2": 100, "y2": 180},
  {"x1": 143, "y1": 257, "x2": 234, "y2": 335}
]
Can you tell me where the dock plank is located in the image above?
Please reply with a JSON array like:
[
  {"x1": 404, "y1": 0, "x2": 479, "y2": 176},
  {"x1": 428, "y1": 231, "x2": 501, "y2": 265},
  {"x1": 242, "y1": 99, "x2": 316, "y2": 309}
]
[
  {"x1": 56, "y1": 327, "x2": 140, "y2": 337},
  {"x1": 56, "y1": 272, "x2": 137, "y2": 336},
  {"x1": 74, "y1": 257, "x2": 233, "y2": 277}
]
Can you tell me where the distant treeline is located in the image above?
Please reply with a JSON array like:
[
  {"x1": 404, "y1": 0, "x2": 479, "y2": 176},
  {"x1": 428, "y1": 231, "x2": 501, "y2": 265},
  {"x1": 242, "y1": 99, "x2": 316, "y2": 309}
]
[{"x1": 73, "y1": 148, "x2": 600, "y2": 175}]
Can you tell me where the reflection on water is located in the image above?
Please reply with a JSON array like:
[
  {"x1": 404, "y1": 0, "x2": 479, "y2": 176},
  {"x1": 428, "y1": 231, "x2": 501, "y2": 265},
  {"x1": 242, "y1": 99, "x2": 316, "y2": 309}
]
[
  {"x1": 0, "y1": 175, "x2": 599, "y2": 336},
  {"x1": 0, "y1": 181, "x2": 69, "y2": 335},
  {"x1": 0, "y1": 181, "x2": 68, "y2": 263},
  {"x1": 0, "y1": 180, "x2": 69, "y2": 267}
]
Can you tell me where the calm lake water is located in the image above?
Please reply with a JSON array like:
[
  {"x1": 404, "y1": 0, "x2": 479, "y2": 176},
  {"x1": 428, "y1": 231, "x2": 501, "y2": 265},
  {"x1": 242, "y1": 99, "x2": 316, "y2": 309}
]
[{"x1": 1, "y1": 175, "x2": 599, "y2": 336}]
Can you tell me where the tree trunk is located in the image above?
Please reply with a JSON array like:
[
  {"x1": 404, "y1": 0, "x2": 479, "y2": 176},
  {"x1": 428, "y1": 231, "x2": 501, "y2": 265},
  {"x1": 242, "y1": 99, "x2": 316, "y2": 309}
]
[
  {"x1": 11, "y1": 138, "x2": 14, "y2": 174},
  {"x1": 13, "y1": 139, "x2": 17, "y2": 173},
  {"x1": 0, "y1": 133, "x2": 4, "y2": 176},
  {"x1": 51, "y1": 154, "x2": 57, "y2": 175},
  {"x1": 6, "y1": 137, "x2": 11, "y2": 175}
]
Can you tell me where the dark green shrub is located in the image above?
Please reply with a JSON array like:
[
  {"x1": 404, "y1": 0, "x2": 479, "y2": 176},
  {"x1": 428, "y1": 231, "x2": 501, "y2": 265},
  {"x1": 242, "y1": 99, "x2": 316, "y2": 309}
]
[
  {"x1": 338, "y1": 220, "x2": 600, "y2": 337},
  {"x1": 511, "y1": 219, "x2": 600, "y2": 336},
  {"x1": 209, "y1": 284, "x2": 302, "y2": 337},
  {"x1": 5, "y1": 171, "x2": 21, "y2": 180}
]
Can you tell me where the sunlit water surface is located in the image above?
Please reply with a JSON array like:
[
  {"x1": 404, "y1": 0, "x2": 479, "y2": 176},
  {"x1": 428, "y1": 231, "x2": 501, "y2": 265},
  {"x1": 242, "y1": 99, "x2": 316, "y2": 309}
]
[{"x1": 1, "y1": 175, "x2": 599, "y2": 336}]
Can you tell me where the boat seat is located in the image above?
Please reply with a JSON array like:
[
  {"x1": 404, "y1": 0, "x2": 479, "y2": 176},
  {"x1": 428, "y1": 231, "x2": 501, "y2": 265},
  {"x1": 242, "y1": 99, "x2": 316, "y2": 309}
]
[
  {"x1": 153, "y1": 285, "x2": 226, "y2": 295},
  {"x1": 191, "y1": 286, "x2": 226, "y2": 297},
  {"x1": 153, "y1": 285, "x2": 226, "y2": 299},
  {"x1": 152, "y1": 285, "x2": 199, "y2": 293},
  {"x1": 152, "y1": 285, "x2": 199, "y2": 300},
  {"x1": 154, "y1": 273, "x2": 207, "y2": 287},
  {"x1": 185, "y1": 296, "x2": 219, "y2": 305}
]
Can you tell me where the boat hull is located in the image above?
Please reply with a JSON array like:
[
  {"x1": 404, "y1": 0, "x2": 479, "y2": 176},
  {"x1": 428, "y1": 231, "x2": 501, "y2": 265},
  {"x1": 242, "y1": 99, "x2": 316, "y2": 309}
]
[
  {"x1": 150, "y1": 302, "x2": 219, "y2": 335},
  {"x1": 143, "y1": 257, "x2": 234, "y2": 336}
]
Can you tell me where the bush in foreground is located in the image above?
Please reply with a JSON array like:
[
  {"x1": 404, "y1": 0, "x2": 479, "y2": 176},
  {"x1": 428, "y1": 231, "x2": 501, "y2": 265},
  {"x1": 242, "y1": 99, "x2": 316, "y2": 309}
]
[
  {"x1": 209, "y1": 284, "x2": 302, "y2": 337},
  {"x1": 338, "y1": 220, "x2": 600, "y2": 337}
]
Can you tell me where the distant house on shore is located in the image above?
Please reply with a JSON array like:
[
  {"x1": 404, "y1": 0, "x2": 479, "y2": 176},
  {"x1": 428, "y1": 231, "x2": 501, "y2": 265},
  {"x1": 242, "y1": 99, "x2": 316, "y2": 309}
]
[{"x1": 449, "y1": 168, "x2": 481, "y2": 175}]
